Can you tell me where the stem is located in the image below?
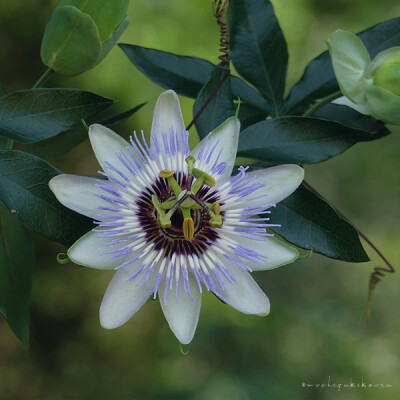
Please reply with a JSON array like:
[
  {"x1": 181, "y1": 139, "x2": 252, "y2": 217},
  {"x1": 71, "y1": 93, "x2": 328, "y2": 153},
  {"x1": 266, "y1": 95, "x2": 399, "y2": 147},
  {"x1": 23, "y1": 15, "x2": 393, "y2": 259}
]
[
  {"x1": 185, "y1": 0, "x2": 231, "y2": 131},
  {"x1": 302, "y1": 90, "x2": 342, "y2": 117},
  {"x1": 186, "y1": 70, "x2": 230, "y2": 131},
  {"x1": 32, "y1": 67, "x2": 55, "y2": 89},
  {"x1": 302, "y1": 180, "x2": 395, "y2": 320}
]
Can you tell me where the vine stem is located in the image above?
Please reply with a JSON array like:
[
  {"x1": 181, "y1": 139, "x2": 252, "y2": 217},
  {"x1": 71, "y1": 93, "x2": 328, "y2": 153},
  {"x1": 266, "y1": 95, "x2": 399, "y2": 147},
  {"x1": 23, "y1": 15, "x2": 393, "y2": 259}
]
[
  {"x1": 186, "y1": 70, "x2": 230, "y2": 131},
  {"x1": 32, "y1": 67, "x2": 55, "y2": 89},
  {"x1": 185, "y1": 0, "x2": 231, "y2": 131},
  {"x1": 302, "y1": 180, "x2": 395, "y2": 320},
  {"x1": 302, "y1": 90, "x2": 343, "y2": 117}
]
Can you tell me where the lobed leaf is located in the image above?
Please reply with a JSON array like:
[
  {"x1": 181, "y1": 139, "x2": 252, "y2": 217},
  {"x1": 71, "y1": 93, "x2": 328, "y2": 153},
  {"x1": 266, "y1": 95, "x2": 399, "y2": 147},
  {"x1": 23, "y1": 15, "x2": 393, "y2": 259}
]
[
  {"x1": 119, "y1": 44, "x2": 269, "y2": 111},
  {"x1": 228, "y1": 0, "x2": 288, "y2": 115},
  {"x1": 0, "y1": 89, "x2": 113, "y2": 143},
  {"x1": 0, "y1": 150, "x2": 93, "y2": 246}
]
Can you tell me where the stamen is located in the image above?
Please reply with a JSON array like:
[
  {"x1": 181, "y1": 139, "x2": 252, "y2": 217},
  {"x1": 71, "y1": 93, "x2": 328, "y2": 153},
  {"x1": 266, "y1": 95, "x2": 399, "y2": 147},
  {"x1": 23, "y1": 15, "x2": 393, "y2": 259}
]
[{"x1": 183, "y1": 217, "x2": 195, "y2": 241}]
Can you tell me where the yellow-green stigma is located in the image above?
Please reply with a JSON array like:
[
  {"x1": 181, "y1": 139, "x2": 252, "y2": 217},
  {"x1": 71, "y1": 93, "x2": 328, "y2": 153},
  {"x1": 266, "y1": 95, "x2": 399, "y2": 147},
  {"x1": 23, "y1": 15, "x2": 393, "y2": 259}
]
[{"x1": 153, "y1": 157, "x2": 223, "y2": 240}]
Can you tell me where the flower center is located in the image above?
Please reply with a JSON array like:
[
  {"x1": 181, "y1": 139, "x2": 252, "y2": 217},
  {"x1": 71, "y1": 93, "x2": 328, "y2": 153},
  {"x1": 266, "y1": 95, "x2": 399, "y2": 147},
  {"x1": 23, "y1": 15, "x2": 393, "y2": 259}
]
[{"x1": 152, "y1": 156, "x2": 223, "y2": 242}]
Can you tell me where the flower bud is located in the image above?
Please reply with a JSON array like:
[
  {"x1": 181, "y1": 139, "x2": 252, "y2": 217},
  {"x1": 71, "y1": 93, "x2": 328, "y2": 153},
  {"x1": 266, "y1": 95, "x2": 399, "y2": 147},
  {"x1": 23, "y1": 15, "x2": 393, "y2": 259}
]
[
  {"x1": 369, "y1": 48, "x2": 400, "y2": 96},
  {"x1": 327, "y1": 30, "x2": 400, "y2": 124},
  {"x1": 40, "y1": 0, "x2": 130, "y2": 76}
]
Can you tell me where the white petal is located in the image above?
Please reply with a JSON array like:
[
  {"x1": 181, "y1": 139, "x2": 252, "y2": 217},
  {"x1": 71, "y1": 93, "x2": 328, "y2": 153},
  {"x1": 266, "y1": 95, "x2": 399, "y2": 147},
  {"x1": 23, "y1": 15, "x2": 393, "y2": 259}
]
[
  {"x1": 224, "y1": 233, "x2": 298, "y2": 271},
  {"x1": 216, "y1": 265, "x2": 270, "y2": 316},
  {"x1": 150, "y1": 90, "x2": 186, "y2": 157},
  {"x1": 68, "y1": 229, "x2": 131, "y2": 270},
  {"x1": 49, "y1": 174, "x2": 109, "y2": 219},
  {"x1": 89, "y1": 124, "x2": 130, "y2": 180},
  {"x1": 191, "y1": 117, "x2": 240, "y2": 181},
  {"x1": 245, "y1": 164, "x2": 304, "y2": 207},
  {"x1": 159, "y1": 274, "x2": 201, "y2": 344},
  {"x1": 100, "y1": 264, "x2": 157, "y2": 329},
  {"x1": 332, "y1": 96, "x2": 372, "y2": 115}
]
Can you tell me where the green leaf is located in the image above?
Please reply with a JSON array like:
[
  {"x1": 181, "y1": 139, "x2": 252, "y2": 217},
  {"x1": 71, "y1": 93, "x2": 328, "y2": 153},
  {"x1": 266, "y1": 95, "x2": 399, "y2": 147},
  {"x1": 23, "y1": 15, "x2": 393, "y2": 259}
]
[
  {"x1": 0, "y1": 82, "x2": 13, "y2": 150},
  {"x1": 314, "y1": 103, "x2": 389, "y2": 134},
  {"x1": 283, "y1": 17, "x2": 400, "y2": 115},
  {"x1": 237, "y1": 103, "x2": 268, "y2": 130},
  {"x1": 0, "y1": 202, "x2": 35, "y2": 349},
  {"x1": 228, "y1": 0, "x2": 288, "y2": 115},
  {"x1": 237, "y1": 116, "x2": 390, "y2": 164},
  {"x1": 193, "y1": 68, "x2": 235, "y2": 139},
  {"x1": 119, "y1": 44, "x2": 215, "y2": 98},
  {"x1": 23, "y1": 103, "x2": 146, "y2": 161},
  {"x1": 119, "y1": 44, "x2": 269, "y2": 111},
  {"x1": 269, "y1": 185, "x2": 369, "y2": 262},
  {"x1": 0, "y1": 89, "x2": 113, "y2": 143},
  {"x1": 0, "y1": 150, "x2": 93, "y2": 246},
  {"x1": 41, "y1": 5, "x2": 102, "y2": 76}
]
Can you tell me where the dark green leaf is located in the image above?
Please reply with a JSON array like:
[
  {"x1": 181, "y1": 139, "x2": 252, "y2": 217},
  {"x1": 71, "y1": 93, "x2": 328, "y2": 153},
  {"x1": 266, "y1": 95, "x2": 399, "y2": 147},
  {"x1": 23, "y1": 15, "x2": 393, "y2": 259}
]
[
  {"x1": 119, "y1": 44, "x2": 214, "y2": 98},
  {"x1": 0, "y1": 82, "x2": 12, "y2": 149},
  {"x1": 120, "y1": 44, "x2": 270, "y2": 111},
  {"x1": 270, "y1": 185, "x2": 369, "y2": 262},
  {"x1": 237, "y1": 103, "x2": 268, "y2": 130},
  {"x1": 95, "y1": 102, "x2": 146, "y2": 126},
  {"x1": 228, "y1": 0, "x2": 288, "y2": 115},
  {"x1": 283, "y1": 17, "x2": 400, "y2": 115},
  {"x1": 0, "y1": 89, "x2": 113, "y2": 143},
  {"x1": 0, "y1": 202, "x2": 35, "y2": 349},
  {"x1": 0, "y1": 150, "x2": 93, "y2": 246},
  {"x1": 230, "y1": 77, "x2": 270, "y2": 111},
  {"x1": 24, "y1": 103, "x2": 146, "y2": 161},
  {"x1": 237, "y1": 116, "x2": 390, "y2": 164},
  {"x1": 193, "y1": 68, "x2": 235, "y2": 139},
  {"x1": 314, "y1": 103, "x2": 388, "y2": 134}
]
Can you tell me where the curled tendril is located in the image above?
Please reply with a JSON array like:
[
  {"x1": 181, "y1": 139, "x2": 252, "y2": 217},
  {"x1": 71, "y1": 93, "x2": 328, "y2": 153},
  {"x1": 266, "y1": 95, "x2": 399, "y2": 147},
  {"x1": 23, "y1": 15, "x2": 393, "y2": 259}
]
[
  {"x1": 57, "y1": 253, "x2": 70, "y2": 264},
  {"x1": 213, "y1": 0, "x2": 230, "y2": 71},
  {"x1": 367, "y1": 265, "x2": 395, "y2": 322}
]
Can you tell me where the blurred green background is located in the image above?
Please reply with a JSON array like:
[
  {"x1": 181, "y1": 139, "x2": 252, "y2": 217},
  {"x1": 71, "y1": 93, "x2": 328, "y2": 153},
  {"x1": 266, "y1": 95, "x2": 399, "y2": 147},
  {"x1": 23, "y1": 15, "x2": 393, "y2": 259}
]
[{"x1": 0, "y1": 0, "x2": 399, "y2": 399}]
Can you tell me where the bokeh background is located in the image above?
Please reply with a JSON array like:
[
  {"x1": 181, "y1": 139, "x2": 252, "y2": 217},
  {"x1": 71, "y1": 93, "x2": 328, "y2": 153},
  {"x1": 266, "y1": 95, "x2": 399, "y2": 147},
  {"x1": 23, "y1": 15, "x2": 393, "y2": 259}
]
[{"x1": 0, "y1": 0, "x2": 399, "y2": 399}]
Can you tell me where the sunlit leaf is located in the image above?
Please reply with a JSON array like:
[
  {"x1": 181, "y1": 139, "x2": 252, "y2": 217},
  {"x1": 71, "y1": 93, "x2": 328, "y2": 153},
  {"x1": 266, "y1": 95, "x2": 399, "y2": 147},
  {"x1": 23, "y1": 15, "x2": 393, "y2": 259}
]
[
  {"x1": 228, "y1": 0, "x2": 288, "y2": 115},
  {"x1": 270, "y1": 185, "x2": 369, "y2": 262},
  {"x1": 237, "y1": 116, "x2": 390, "y2": 164},
  {"x1": 0, "y1": 150, "x2": 93, "y2": 246},
  {"x1": 0, "y1": 202, "x2": 34, "y2": 349},
  {"x1": 0, "y1": 89, "x2": 113, "y2": 143}
]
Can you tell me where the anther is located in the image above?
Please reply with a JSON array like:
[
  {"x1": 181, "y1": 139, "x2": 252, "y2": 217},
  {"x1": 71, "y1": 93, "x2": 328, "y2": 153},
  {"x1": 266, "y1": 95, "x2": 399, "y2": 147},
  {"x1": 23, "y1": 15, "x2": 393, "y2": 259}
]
[
  {"x1": 159, "y1": 170, "x2": 175, "y2": 178},
  {"x1": 214, "y1": 201, "x2": 221, "y2": 215},
  {"x1": 183, "y1": 217, "x2": 195, "y2": 241},
  {"x1": 192, "y1": 168, "x2": 216, "y2": 187}
]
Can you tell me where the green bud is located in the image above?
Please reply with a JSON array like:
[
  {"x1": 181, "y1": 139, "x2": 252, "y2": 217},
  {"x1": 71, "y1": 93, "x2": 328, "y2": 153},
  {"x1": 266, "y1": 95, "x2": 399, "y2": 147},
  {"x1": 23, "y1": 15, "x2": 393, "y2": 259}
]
[
  {"x1": 326, "y1": 30, "x2": 371, "y2": 104},
  {"x1": 369, "y1": 47, "x2": 400, "y2": 96},
  {"x1": 328, "y1": 30, "x2": 400, "y2": 125},
  {"x1": 40, "y1": 0, "x2": 130, "y2": 76}
]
